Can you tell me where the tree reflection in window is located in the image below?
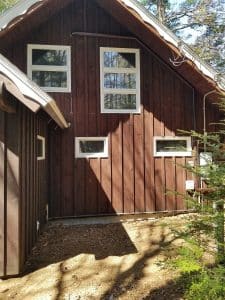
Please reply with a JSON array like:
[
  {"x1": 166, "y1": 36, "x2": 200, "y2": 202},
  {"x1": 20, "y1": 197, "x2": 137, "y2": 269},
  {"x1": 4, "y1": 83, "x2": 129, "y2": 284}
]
[
  {"x1": 101, "y1": 48, "x2": 140, "y2": 113},
  {"x1": 80, "y1": 140, "x2": 105, "y2": 154},
  {"x1": 32, "y1": 49, "x2": 67, "y2": 66},
  {"x1": 104, "y1": 73, "x2": 136, "y2": 89},
  {"x1": 156, "y1": 140, "x2": 187, "y2": 152},
  {"x1": 104, "y1": 94, "x2": 136, "y2": 109},
  {"x1": 104, "y1": 52, "x2": 136, "y2": 68},
  {"x1": 32, "y1": 71, "x2": 67, "y2": 88},
  {"x1": 28, "y1": 45, "x2": 71, "y2": 92}
]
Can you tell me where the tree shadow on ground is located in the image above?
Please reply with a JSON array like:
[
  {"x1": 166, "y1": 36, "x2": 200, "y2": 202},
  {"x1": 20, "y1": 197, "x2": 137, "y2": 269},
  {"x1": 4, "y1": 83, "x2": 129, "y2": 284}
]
[
  {"x1": 100, "y1": 223, "x2": 189, "y2": 300},
  {"x1": 23, "y1": 222, "x2": 138, "y2": 274},
  {"x1": 0, "y1": 217, "x2": 201, "y2": 300},
  {"x1": 143, "y1": 274, "x2": 191, "y2": 300}
]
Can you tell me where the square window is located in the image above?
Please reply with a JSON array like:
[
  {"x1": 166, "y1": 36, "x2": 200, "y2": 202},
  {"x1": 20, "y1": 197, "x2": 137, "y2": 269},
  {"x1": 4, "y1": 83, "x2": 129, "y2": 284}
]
[
  {"x1": 37, "y1": 135, "x2": 45, "y2": 160},
  {"x1": 100, "y1": 47, "x2": 140, "y2": 113},
  {"x1": 154, "y1": 136, "x2": 192, "y2": 157},
  {"x1": 27, "y1": 44, "x2": 71, "y2": 93},
  {"x1": 75, "y1": 137, "x2": 108, "y2": 158}
]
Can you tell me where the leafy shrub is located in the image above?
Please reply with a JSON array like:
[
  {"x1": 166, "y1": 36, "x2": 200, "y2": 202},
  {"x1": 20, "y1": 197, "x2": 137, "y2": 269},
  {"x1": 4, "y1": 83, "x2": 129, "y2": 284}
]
[
  {"x1": 185, "y1": 267, "x2": 225, "y2": 300},
  {"x1": 172, "y1": 238, "x2": 203, "y2": 274}
]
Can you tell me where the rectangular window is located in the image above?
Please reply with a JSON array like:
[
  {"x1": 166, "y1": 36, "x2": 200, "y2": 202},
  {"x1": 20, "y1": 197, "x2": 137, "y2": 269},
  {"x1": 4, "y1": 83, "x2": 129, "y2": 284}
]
[
  {"x1": 37, "y1": 135, "x2": 45, "y2": 160},
  {"x1": 100, "y1": 47, "x2": 140, "y2": 113},
  {"x1": 27, "y1": 44, "x2": 71, "y2": 92},
  {"x1": 75, "y1": 137, "x2": 108, "y2": 158},
  {"x1": 154, "y1": 136, "x2": 192, "y2": 157}
]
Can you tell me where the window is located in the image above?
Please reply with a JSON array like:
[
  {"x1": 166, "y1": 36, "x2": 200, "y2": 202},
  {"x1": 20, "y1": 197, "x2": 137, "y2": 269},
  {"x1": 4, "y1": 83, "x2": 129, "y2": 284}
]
[
  {"x1": 37, "y1": 135, "x2": 45, "y2": 160},
  {"x1": 27, "y1": 44, "x2": 71, "y2": 92},
  {"x1": 100, "y1": 47, "x2": 140, "y2": 113},
  {"x1": 75, "y1": 137, "x2": 108, "y2": 158},
  {"x1": 154, "y1": 136, "x2": 192, "y2": 157}
]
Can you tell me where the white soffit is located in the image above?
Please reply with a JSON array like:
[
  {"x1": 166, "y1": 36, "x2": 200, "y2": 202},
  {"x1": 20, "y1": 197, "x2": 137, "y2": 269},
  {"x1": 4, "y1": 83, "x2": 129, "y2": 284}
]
[
  {"x1": 0, "y1": 0, "x2": 43, "y2": 31},
  {"x1": 121, "y1": 0, "x2": 225, "y2": 92}
]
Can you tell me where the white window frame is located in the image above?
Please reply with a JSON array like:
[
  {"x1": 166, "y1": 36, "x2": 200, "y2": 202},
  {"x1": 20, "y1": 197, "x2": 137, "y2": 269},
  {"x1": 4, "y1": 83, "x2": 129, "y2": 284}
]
[
  {"x1": 27, "y1": 44, "x2": 71, "y2": 93},
  {"x1": 75, "y1": 137, "x2": 109, "y2": 158},
  {"x1": 37, "y1": 135, "x2": 46, "y2": 160},
  {"x1": 153, "y1": 136, "x2": 192, "y2": 157},
  {"x1": 100, "y1": 47, "x2": 140, "y2": 114}
]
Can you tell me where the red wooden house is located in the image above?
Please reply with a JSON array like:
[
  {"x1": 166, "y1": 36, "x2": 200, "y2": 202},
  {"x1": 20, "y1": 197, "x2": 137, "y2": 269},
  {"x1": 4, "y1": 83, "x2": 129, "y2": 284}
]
[{"x1": 0, "y1": 0, "x2": 225, "y2": 277}]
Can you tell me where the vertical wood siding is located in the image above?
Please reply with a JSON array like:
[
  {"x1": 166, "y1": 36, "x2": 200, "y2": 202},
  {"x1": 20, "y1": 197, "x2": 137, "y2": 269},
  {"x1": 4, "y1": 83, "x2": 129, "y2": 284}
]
[
  {"x1": 1, "y1": 0, "x2": 221, "y2": 218},
  {"x1": 0, "y1": 110, "x2": 5, "y2": 276},
  {"x1": 0, "y1": 103, "x2": 49, "y2": 277},
  {"x1": 20, "y1": 106, "x2": 48, "y2": 271}
]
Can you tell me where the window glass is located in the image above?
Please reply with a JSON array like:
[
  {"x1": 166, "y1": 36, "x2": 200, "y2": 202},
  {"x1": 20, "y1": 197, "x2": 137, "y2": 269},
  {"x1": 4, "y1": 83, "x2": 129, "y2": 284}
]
[
  {"x1": 104, "y1": 52, "x2": 136, "y2": 68},
  {"x1": 32, "y1": 71, "x2": 67, "y2": 88},
  {"x1": 104, "y1": 73, "x2": 136, "y2": 89},
  {"x1": 75, "y1": 137, "x2": 108, "y2": 158},
  {"x1": 32, "y1": 49, "x2": 67, "y2": 66},
  {"x1": 27, "y1": 45, "x2": 71, "y2": 92},
  {"x1": 100, "y1": 47, "x2": 140, "y2": 113},
  {"x1": 154, "y1": 137, "x2": 192, "y2": 157},
  {"x1": 104, "y1": 94, "x2": 136, "y2": 110},
  {"x1": 156, "y1": 140, "x2": 187, "y2": 153},
  {"x1": 80, "y1": 141, "x2": 105, "y2": 153},
  {"x1": 37, "y1": 139, "x2": 43, "y2": 157}
]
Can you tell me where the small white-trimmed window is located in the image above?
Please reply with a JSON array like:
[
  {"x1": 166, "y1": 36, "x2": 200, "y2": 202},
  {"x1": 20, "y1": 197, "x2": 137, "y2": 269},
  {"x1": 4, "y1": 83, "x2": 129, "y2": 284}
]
[
  {"x1": 27, "y1": 44, "x2": 71, "y2": 92},
  {"x1": 154, "y1": 136, "x2": 192, "y2": 157},
  {"x1": 37, "y1": 135, "x2": 45, "y2": 160},
  {"x1": 100, "y1": 47, "x2": 140, "y2": 113},
  {"x1": 75, "y1": 137, "x2": 108, "y2": 158}
]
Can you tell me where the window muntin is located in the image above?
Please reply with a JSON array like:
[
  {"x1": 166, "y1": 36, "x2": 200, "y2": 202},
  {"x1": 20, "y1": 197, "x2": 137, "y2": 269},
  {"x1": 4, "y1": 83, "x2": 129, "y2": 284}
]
[
  {"x1": 100, "y1": 47, "x2": 140, "y2": 113},
  {"x1": 27, "y1": 44, "x2": 71, "y2": 92},
  {"x1": 37, "y1": 135, "x2": 45, "y2": 160},
  {"x1": 75, "y1": 137, "x2": 108, "y2": 158},
  {"x1": 154, "y1": 136, "x2": 192, "y2": 157}
]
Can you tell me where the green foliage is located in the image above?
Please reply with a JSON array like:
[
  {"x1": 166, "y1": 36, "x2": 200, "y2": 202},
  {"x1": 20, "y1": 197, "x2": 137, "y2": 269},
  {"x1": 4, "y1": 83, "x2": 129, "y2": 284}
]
[
  {"x1": 170, "y1": 97, "x2": 225, "y2": 298},
  {"x1": 172, "y1": 238, "x2": 203, "y2": 274},
  {"x1": 138, "y1": 0, "x2": 225, "y2": 73},
  {"x1": 185, "y1": 267, "x2": 225, "y2": 300},
  {"x1": 170, "y1": 223, "x2": 225, "y2": 299},
  {"x1": 0, "y1": 0, "x2": 18, "y2": 14}
]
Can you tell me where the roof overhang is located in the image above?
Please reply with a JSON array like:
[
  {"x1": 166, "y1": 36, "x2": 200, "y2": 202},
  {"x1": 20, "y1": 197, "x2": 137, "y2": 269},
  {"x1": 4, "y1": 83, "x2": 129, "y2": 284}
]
[{"x1": 0, "y1": 53, "x2": 68, "y2": 129}]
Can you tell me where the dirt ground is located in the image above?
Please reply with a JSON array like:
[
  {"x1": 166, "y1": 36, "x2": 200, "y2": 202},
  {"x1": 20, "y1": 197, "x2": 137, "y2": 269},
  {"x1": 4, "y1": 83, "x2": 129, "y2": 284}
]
[{"x1": 0, "y1": 214, "x2": 201, "y2": 300}]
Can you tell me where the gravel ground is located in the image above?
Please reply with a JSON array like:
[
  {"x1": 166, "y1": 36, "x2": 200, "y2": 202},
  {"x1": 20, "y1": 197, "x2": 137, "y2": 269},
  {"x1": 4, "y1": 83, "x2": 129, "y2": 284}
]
[{"x1": 0, "y1": 214, "x2": 201, "y2": 300}]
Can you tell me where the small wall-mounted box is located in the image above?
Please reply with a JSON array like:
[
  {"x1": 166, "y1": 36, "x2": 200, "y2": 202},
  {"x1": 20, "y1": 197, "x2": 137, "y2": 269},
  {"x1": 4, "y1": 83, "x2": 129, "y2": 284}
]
[{"x1": 185, "y1": 180, "x2": 195, "y2": 190}]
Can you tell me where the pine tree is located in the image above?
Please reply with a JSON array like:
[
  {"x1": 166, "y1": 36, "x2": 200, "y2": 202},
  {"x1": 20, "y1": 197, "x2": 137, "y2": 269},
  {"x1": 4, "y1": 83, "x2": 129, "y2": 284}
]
[
  {"x1": 139, "y1": 0, "x2": 225, "y2": 73},
  {"x1": 0, "y1": 0, "x2": 18, "y2": 14}
]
